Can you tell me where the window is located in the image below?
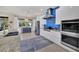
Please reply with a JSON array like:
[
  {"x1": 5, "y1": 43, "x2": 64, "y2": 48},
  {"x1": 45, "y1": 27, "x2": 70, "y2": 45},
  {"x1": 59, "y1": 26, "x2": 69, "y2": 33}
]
[
  {"x1": 0, "y1": 17, "x2": 8, "y2": 31},
  {"x1": 19, "y1": 19, "x2": 32, "y2": 27}
]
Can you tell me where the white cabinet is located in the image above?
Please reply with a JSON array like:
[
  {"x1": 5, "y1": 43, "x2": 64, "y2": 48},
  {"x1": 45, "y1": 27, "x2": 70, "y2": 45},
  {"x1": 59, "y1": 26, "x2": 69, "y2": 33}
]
[{"x1": 40, "y1": 29, "x2": 61, "y2": 44}]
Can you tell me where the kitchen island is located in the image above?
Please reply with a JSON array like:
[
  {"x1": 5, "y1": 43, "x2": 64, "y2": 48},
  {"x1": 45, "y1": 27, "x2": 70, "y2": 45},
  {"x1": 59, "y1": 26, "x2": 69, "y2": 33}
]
[{"x1": 21, "y1": 26, "x2": 31, "y2": 33}]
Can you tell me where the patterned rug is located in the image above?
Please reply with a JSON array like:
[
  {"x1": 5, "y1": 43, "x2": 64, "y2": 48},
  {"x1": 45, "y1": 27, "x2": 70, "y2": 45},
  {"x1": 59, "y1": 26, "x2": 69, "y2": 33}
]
[{"x1": 20, "y1": 36, "x2": 53, "y2": 52}]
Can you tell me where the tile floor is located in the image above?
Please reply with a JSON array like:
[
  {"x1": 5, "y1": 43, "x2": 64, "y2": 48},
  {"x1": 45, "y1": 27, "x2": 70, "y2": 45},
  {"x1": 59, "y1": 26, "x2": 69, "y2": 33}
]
[
  {"x1": 37, "y1": 44, "x2": 69, "y2": 52},
  {"x1": 0, "y1": 32, "x2": 69, "y2": 52},
  {"x1": 20, "y1": 32, "x2": 69, "y2": 52},
  {"x1": 0, "y1": 35, "x2": 20, "y2": 52}
]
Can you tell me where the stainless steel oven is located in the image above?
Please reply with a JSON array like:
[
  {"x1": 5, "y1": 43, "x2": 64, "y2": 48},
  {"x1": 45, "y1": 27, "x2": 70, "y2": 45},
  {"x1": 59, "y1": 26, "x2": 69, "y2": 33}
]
[
  {"x1": 62, "y1": 19, "x2": 79, "y2": 33},
  {"x1": 61, "y1": 19, "x2": 79, "y2": 51}
]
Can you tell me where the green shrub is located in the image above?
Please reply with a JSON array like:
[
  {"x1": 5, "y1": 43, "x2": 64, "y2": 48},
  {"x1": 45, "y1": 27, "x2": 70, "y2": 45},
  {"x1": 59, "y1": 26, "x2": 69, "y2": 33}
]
[{"x1": 1, "y1": 19, "x2": 8, "y2": 30}]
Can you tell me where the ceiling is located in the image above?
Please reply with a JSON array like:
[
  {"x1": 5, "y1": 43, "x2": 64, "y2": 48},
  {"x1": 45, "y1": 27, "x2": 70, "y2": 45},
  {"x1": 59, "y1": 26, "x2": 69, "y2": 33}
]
[{"x1": 0, "y1": 6, "x2": 54, "y2": 18}]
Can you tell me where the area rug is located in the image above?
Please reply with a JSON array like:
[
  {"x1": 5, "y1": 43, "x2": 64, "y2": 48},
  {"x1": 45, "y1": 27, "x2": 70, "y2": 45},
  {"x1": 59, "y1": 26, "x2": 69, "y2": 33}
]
[{"x1": 20, "y1": 36, "x2": 53, "y2": 52}]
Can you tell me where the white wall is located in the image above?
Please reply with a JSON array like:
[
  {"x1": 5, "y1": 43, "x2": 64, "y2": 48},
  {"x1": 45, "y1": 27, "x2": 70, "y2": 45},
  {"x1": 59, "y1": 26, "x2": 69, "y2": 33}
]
[
  {"x1": 8, "y1": 16, "x2": 19, "y2": 32},
  {"x1": 32, "y1": 19, "x2": 36, "y2": 32},
  {"x1": 56, "y1": 6, "x2": 79, "y2": 21},
  {"x1": 0, "y1": 31, "x2": 3, "y2": 35}
]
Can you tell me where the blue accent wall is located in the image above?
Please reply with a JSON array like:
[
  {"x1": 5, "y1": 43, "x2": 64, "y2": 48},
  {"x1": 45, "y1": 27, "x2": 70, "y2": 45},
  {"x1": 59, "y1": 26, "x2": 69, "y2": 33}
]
[
  {"x1": 46, "y1": 8, "x2": 56, "y2": 27},
  {"x1": 51, "y1": 9, "x2": 56, "y2": 16},
  {"x1": 44, "y1": 7, "x2": 60, "y2": 30}
]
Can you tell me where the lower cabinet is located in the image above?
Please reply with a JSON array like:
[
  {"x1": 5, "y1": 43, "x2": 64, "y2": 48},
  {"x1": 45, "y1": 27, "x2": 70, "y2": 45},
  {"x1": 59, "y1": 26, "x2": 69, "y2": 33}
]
[
  {"x1": 22, "y1": 27, "x2": 31, "y2": 33},
  {"x1": 40, "y1": 29, "x2": 61, "y2": 44}
]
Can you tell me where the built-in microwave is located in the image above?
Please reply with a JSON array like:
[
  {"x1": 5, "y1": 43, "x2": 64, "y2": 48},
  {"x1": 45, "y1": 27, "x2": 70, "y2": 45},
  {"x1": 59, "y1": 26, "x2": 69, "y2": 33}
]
[{"x1": 62, "y1": 19, "x2": 79, "y2": 33}]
